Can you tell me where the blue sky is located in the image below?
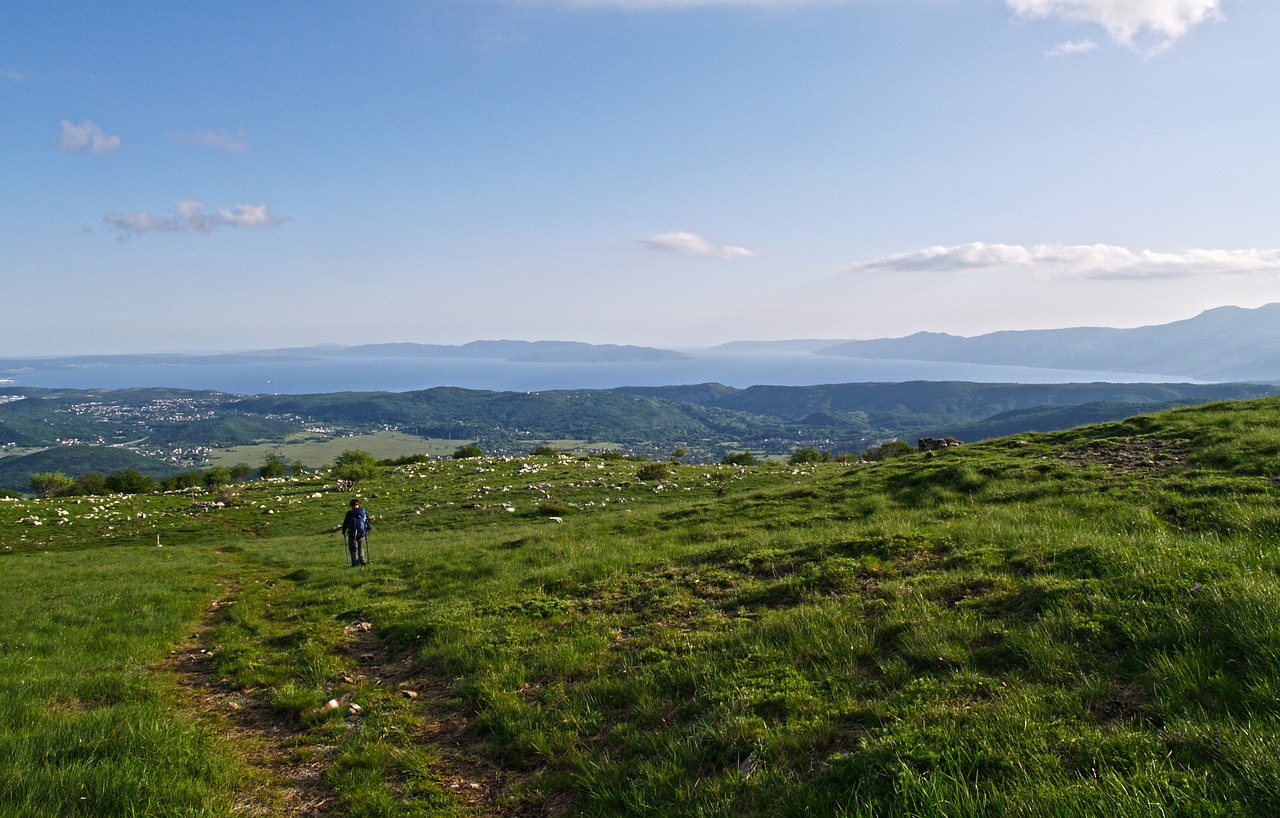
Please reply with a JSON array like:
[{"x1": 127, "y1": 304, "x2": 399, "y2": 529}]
[{"x1": 2, "y1": 0, "x2": 1277, "y2": 355}]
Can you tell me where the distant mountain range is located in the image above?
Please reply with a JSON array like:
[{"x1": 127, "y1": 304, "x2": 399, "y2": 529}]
[
  {"x1": 807, "y1": 304, "x2": 1280, "y2": 382},
  {"x1": 2, "y1": 304, "x2": 1277, "y2": 383}
]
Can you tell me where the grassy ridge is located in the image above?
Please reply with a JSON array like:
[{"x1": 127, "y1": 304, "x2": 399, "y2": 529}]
[{"x1": 4, "y1": 397, "x2": 1280, "y2": 815}]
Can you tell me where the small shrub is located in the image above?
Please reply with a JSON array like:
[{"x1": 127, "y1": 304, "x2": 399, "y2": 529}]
[
  {"x1": 863, "y1": 440, "x2": 913, "y2": 462},
  {"x1": 532, "y1": 445, "x2": 563, "y2": 456},
  {"x1": 790, "y1": 447, "x2": 831, "y2": 465},
  {"x1": 380, "y1": 454, "x2": 432, "y2": 466},
  {"x1": 637, "y1": 462, "x2": 669, "y2": 481},
  {"x1": 537, "y1": 502, "x2": 570, "y2": 517},
  {"x1": 453, "y1": 445, "x2": 484, "y2": 459},
  {"x1": 721, "y1": 451, "x2": 758, "y2": 466}
]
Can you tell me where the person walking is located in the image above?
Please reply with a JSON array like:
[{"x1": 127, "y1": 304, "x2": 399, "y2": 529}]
[{"x1": 341, "y1": 498, "x2": 372, "y2": 566}]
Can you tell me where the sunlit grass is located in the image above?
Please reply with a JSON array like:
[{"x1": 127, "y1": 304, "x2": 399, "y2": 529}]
[{"x1": 6, "y1": 398, "x2": 1280, "y2": 814}]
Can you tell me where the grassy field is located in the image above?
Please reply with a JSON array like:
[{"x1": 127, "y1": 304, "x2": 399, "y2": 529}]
[
  {"x1": 205, "y1": 431, "x2": 618, "y2": 469},
  {"x1": 205, "y1": 430, "x2": 476, "y2": 468},
  {"x1": 5, "y1": 397, "x2": 1280, "y2": 815}
]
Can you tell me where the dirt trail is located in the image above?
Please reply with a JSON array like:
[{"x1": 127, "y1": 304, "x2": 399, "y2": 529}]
[
  {"x1": 340, "y1": 620, "x2": 520, "y2": 815},
  {"x1": 164, "y1": 594, "x2": 338, "y2": 817},
  {"x1": 165, "y1": 593, "x2": 529, "y2": 817}
]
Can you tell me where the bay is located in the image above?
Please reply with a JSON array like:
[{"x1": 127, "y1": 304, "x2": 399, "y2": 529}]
[{"x1": 1, "y1": 350, "x2": 1202, "y2": 394}]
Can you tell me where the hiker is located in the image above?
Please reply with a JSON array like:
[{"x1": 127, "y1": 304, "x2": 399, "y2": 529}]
[{"x1": 341, "y1": 498, "x2": 372, "y2": 566}]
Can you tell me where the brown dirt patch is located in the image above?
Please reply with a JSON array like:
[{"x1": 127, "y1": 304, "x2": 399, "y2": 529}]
[
  {"x1": 163, "y1": 594, "x2": 338, "y2": 817},
  {"x1": 339, "y1": 621, "x2": 542, "y2": 816},
  {"x1": 1053, "y1": 437, "x2": 1193, "y2": 476}
]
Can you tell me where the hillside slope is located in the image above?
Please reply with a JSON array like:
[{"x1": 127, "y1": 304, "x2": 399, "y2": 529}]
[{"x1": 5, "y1": 396, "x2": 1280, "y2": 815}]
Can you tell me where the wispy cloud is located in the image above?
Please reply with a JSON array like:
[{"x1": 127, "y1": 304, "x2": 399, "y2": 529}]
[
  {"x1": 1, "y1": 68, "x2": 23, "y2": 82},
  {"x1": 56, "y1": 119, "x2": 121, "y2": 155},
  {"x1": 1008, "y1": 0, "x2": 1225, "y2": 54},
  {"x1": 105, "y1": 200, "x2": 285, "y2": 236},
  {"x1": 851, "y1": 242, "x2": 1280, "y2": 280},
  {"x1": 1045, "y1": 38, "x2": 1098, "y2": 57},
  {"x1": 639, "y1": 231, "x2": 756, "y2": 259},
  {"x1": 168, "y1": 128, "x2": 251, "y2": 154}
]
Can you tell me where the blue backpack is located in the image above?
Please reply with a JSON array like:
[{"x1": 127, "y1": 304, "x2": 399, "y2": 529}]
[{"x1": 347, "y1": 507, "x2": 368, "y2": 537}]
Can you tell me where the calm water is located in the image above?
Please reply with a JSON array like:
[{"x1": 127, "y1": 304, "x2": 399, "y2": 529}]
[{"x1": 0, "y1": 351, "x2": 1202, "y2": 394}]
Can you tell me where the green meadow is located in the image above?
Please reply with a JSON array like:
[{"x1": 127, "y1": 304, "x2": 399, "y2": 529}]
[{"x1": 6, "y1": 397, "x2": 1280, "y2": 816}]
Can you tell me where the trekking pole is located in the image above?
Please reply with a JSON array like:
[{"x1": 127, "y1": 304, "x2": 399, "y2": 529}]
[
  {"x1": 364, "y1": 526, "x2": 371, "y2": 565},
  {"x1": 343, "y1": 531, "x2": 353, "y2": 567}
]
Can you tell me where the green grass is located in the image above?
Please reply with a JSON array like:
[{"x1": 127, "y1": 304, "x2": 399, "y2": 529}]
[
  {"x1": 206, "y1": 430, "x2": 475, "y2": 467},
  {"x1": 6, "y1": 397, "x2": 1280, "y2": 815}
]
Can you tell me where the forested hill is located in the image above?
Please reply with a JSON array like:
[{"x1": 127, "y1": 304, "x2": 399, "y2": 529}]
[
  {"x1": 616, "y1": 381, "x2": 1280, "y2": 427},
  {"x1": 1, "y1": 380, "x2": 1278, "y2": 492}
]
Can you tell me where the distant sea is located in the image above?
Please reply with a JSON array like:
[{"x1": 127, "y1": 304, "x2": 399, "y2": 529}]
[{"x1": 0, "y1": 350, "x2": 1202, "y2": 394}]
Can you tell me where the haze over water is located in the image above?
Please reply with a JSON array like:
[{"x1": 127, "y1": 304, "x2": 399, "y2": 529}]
[{"x1": 2, "y1": 350, "x2": 1199, "y2": 395}]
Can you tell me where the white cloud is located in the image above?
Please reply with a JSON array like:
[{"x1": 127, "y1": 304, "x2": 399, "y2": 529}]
[
  {"x1": 1045, "y1": 38, "x2": 1099, "y2": 56},
  {"x1": 639, "y1": 231, "x2": 756, "y2": 259},
  {"x1": 1008, "y1": 0, "x2": 1225, "y2": 53},
  {"x1": 1, "y1": 68, "x2": 23, "y2": 82},
  {"x1": 851, "y1": 242, "x2": 1280, "y2": 280},
  {"x1": 169, "y1": 128, "x2": 251, "y2": 154},
  {"x1": 105, "y1": 200, "x2": 284, "y2": 236},
  {"x1": 57, "y1": 119, "x2": 121, "y2": 155}
]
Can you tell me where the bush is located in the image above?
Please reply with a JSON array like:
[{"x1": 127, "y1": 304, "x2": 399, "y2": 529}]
[
  {"x1": 532, "y1": 445, "x2": 564, "y2": 456},
  {"x1": 203, "y1": 466, "x2": 232, "y2": 488},
  {"x1": 104, "y1": 469, "x2": 157, "y2": 495},
  {"x1": 332, "y1": 449, "x2": 380, "y2": 490},
  {"x1": 453, "y1": 445, "x2": 484, "y2": 459},
  {"x1": 537, "y1": 502, "x2": 570, "y2": 517},
  {"x1": 161, "y1": 471, "x2": 205, "y2": 492},
  {"x1": 721, "y1": 451, "x2": 758, "y2": 466},
  {"x1": 380, "y1": 454, "x2": 433, "y2": 467},
  {"x1": 259, "y1": 453, "x2": 286, "y2": 479},
  {"x1": 636, "y1": 462, "x2": 669, "y2": 481},
  {"x1": 75, "y1": 472, "x2": 109, "y2": 495},
  {"x1": 862, "y1": 441, "x2": 913, "y2": 462},
  {"x1": 789, "y1": 447, "x2": 831, "y2": 465}
]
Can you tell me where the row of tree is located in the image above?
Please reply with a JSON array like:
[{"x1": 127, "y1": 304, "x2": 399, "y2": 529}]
[{"x1": 27, "y1": 453, "x2": 307, "y2": 499}]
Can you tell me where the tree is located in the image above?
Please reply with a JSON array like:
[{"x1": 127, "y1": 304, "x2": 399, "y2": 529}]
[
  {"x1": 228, "y1": 463, "x2": 254, "y2": 483},
  {"x1": 331, "y1": 449, "x2": 380, "y2": 491},
  {"x1": 259, "y1": 452, "x2": 286, "y2": 479},
  {"x1": 290, "y1": 459, "x2": 307, "y2": 476},
  {"x1": 105, "y1": 469, "x2": 157, "y2": 495},
  {"x1": 789, "y1": 447, "x2": 830, "y2": 465},
  {"x1": 203, "y1": 466, "x2": 232, "y2": 488},
  {"x1": 75, "y1": 472, "x2": 109, "y2": 496},
  {"x1": 452, "y1": 444, "x2": 483, "y2": 459},
  {"x1": 30, "y1": 472, "x2": 75, "y2": 499},
  {"x1": 161, "y1": 471, "x2": 205, "y2": 491},
  {"x1": 721, "y1": 451, "x2": 758, "y2": 466},
  {"x1": 669, "y1": 447, "x2": 688, "y2": 463}
]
